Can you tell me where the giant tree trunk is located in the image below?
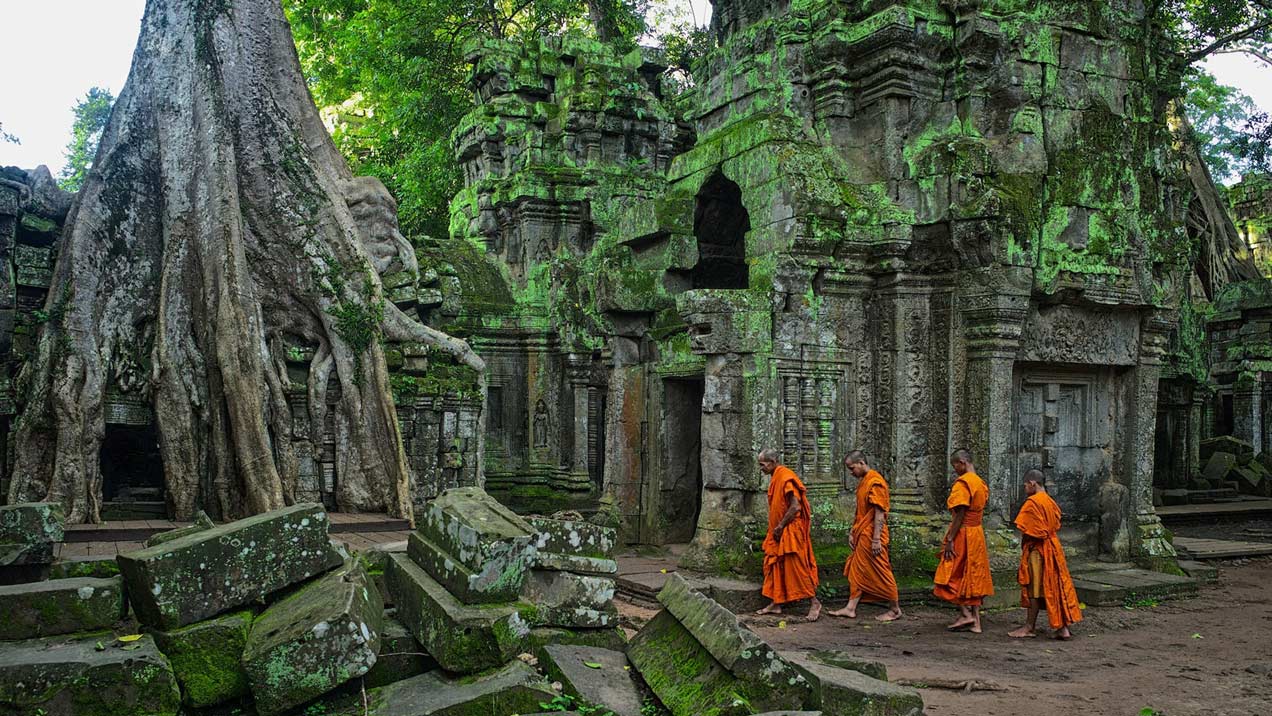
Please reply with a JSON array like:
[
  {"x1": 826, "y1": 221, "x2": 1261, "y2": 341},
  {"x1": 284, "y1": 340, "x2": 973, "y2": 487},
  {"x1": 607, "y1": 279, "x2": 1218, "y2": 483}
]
[{"x1": 6, "y1": 0, "x2": 482, "y2": 523}]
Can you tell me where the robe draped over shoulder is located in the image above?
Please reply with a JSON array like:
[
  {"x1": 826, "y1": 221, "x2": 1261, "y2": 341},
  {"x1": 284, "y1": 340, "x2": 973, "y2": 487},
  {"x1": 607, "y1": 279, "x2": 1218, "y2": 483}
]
[
  {"x1": 1015, "y1": 491, "x2": 1083, "y2": 629},
  {"x1": 933, "y1": 472, "x2": 994, "y2": 605},
  {"x1": 844, "y1": 469, "x2": 899, "y2": 603},
  {"x1": 762, "y1": 465, "x2": 819, "y2": 603}
]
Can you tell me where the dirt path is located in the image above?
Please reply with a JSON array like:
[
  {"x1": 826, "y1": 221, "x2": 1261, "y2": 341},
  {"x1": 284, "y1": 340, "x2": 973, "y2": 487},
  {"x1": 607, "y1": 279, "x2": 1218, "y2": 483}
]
[{"x1": 620, "y1": 558, "x2": 1272, "y2": 716}]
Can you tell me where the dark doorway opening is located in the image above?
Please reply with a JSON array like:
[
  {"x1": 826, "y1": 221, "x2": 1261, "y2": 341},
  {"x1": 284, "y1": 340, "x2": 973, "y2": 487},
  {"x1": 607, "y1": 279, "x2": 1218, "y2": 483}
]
[
  {"x1": 656, "y1": 377, "x2": 704, "y2": 544},
  {"x1": 689, "y1": 172, "x2": 750, "y2": 290},
  {"x1": 1217, "y1": 392, "x2": 1235, "y2": 437},
  {"x1": 101, "y1": 423, "x2": 166, "y2": 519}
]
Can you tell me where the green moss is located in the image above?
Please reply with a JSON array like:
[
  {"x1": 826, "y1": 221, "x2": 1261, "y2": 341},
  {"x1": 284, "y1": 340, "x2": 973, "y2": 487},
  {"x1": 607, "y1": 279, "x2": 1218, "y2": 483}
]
[{"x1": 150, "y1": 610, "x2": 253, "y2": 708}]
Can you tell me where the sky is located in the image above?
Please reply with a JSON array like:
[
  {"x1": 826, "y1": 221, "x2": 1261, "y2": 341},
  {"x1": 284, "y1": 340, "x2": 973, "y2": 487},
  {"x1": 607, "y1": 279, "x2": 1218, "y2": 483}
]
[{"x1": 1, "y1": 0, "x2": 1269, "y2": 176}]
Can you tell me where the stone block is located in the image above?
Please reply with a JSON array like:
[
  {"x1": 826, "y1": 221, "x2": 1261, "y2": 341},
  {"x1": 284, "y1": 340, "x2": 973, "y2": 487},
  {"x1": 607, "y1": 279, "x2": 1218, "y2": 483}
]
[
  {"x1": 144, "y1": 510, "x2": 215, "y2": 548},
  {"x1": 1233, "y1": 463, "x2": 1267, "y2": 494},
  {"x1": 243, "y1": 560, "x2": 384, "y2": 715},
  {"x1": 0, "y1": 575, "x2": 126, "y2": 640},
  {"x1": 532, "y1": 552, "x2": 619, "y2": 575},
  {"x1": 627, "y1": 609, "x2": 757, "y2": 716},
  {"x1": 1201, "y1": 436, "x2": 1255, "y2": 462},
  {"x1": 783, "y1": 652, "x2": 925, "y2": 716},
  {"x1": 521, "y1": 569, "x2": 617, "y2": 627},
  {"x1": 1201, "y1": 452, "x2": 1238, "y2": 484},
  {"x1": 151, "y1": 609, "x2": 253, "y2": 708},
  {"x1": 655, "y1": 573, "x2": 812, "y2": 702},
  {"x1": 117, "y1": 503, "x2": 342, "y2": 629},
  {"x1": 525, "y1": 625, "x2": 628, "y2": 653},
  {"x1": 323, "y1": 661, "x2": 556, "y2": 716},
  {"x1": 0, "y1": 502, "x2": 65, "y2": 567},
  {"x1": 802, "y1": 650, "x2": 889, "y2": 681},
  {"x1": 385, "y1": 552, "x2": 530, "y2": 673},
  {"x1": 364, "y1": 614, "x2": 437, "y2": 688},
  {"x1": 540, "y1": 644, "x2": 644, "y2": 716},
  {"x1": 410, "y1": 486, "x2": 535, "y2": 604},
  {"x1": 0, "y1": 633, "x2": 180, "y2": 715},
  {"x1": 527, "y1": 516, "x2": 617, "y2": 560}
]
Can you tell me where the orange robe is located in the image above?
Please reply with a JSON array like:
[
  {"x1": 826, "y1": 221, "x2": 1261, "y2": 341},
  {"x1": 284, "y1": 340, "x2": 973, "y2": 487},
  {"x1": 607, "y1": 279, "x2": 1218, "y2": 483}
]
[
  {"x1": 843, "y1": 470, "x2": 899, "y2": 603},
  {"x1": 1015, "y1": 491, "x2": 1083, "y2": 629},
  {"x1": 762, "y1": 465, "x2": 819, "y2": 604},
  {"x1": 933, "y1": 472, "x2": 994, "y2": 606}
]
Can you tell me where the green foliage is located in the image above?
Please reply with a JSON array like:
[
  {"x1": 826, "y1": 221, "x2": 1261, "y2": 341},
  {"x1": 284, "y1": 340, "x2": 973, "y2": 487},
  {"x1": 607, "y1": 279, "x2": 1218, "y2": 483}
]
[
  {"x1": 1123, "y1": 592, "x2": 1160, "y2": 610},
  {"x1": 539, "y1": 692, "x2": 615, "y2": 716},
  {"x1": 1160, "y1": 0, "x2": 1272, "y2": 65},
  {"x1": 1183, "y1": 70, "x2": 1259, "y2": 181},
  {"x1": 283, "y1": 0, "x2": 646, "y2": 239},
  {"x1": 58, "y1": 87, "x2": 115, "y2": 192},
  {"x1": 0, "y1": 121, "x2": 18, "y2": 145}
]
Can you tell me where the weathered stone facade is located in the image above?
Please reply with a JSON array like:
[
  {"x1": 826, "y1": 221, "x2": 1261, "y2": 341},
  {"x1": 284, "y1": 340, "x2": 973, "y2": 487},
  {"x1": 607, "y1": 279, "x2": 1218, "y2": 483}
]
[{"x1": 441, "y1": 1, "x2": 1199, "y2": 571}]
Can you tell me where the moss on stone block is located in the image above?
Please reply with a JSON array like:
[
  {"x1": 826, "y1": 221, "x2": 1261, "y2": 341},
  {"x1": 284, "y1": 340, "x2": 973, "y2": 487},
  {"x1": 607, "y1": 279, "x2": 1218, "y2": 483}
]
[
  {"x1": 0, "y1": 502, "x2": 65, "y2": 566},
  {"x1": 321, "y1": 661, "x2": 557, "y2": 716},
  {"x1": 0, "y1": 633, "x2": 180, "y2": 716},
  {"x1": 363, "y1": 614, "x2": 437, "y2": 689},
  {"x1": 151, "y1": 609, "x2": 253, "y2": 708},
  {"x1": 626, "y1": 610, "x2": 754, "y2": 716},
  {"x1": 0, "y1": 575, "x2": 126, "y2": 640},
  {"x1": 48, "y1": 556, "x2": 120, "y2": 580}
]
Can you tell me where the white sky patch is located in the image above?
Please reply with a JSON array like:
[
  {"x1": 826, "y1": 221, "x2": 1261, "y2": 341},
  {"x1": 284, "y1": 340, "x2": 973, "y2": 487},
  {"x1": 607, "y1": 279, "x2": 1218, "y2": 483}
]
[{"x1": 0, "y1": 0, "x2": 1267, "y2": 181}]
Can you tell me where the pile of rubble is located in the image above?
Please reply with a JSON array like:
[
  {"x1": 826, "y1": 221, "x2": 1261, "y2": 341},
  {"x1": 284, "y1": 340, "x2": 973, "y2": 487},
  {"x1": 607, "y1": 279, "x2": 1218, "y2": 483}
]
[
  {"x1": 1161, "y1": 436, "x2": 1272, "y2": 505},
  {"x1": 0, "y1": 489, "x2": 926, "y2": 715}
]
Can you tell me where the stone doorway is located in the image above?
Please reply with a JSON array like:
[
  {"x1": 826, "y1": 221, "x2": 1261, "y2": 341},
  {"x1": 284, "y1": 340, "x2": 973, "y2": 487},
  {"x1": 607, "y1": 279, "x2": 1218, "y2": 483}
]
[
  {"x1": 645, "y1": 376, "x2": 704, "y2": 544},
  {"x1": 100, "y1": 423, "x2": 166, "y2": 519},
  {"x1": 1013, "y1": 368, "x2": 1115, "y2": 540},
  {"x1": 687, "y1": 171, "x2": 749, "y2": 290}
]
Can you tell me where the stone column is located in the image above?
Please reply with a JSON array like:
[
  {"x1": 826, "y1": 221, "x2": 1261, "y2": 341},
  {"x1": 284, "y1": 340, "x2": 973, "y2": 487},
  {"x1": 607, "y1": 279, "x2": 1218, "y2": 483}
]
[
  {"x1": 1129, "y1": 312, "x2": 1178, "y2": 569},
  {"x1": 566, "y1": 354, "x2": 591, "y2": 478},
  {"x1": 955, "y1": 269, "x2": 1029, "y2": 524},
  {"x1": 1232, "y1": 375, "x2": 1263, "y2": 451}
]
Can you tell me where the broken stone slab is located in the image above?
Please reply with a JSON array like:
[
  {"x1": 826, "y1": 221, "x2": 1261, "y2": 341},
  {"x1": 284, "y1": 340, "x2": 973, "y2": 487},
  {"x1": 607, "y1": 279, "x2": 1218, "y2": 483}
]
[
  {"x1": 783, "y1": 651, "x2": 925, "y2": 716},
  {"x1": 117, "y1": 503, "x2": 342, "y2": 629},
  {"x1": 1200, "y1": 436, "x2": 1255, "y2": 462},
  {"x1": 322, "y1": 661, "x2": 557, "y2": 715},
  {"x1": 531, "y1": 552, "x2": 619, "y2": 575},
  {"x1": 526, "y1": 625, "x2": 628, "y2": 653},
  {"x1": 627, "y1": 609, "x2": 764, "y2": 716},
  {"x1": 144, "y1": 510, "x2": 215, "y2": 548},
  {"x1": 409, "y1": 486, "x2": 536, "y2": 604},
  {"x1": 0, "y1": 632, "x2": 180, "y2": 715},
  {"x1": 801, "y1": 650, "x2": 889, "y2": 681},
  {"x1": 0, "y1": 575, "x2": 126, "y2": 640},
  {"x1": 151, "y1": 609, "x2": 253, "y2": 708},
  {"x1": 521, "y1": 569, "x2": 617, "y2": 627},
  {"x1": 540, "y1": 644, "x2": 644, "y2": 716},
  {"x1": 527, "y1": 516, "x2": 617, "y2": 560},
  {"x1": 243, "y1": 559, "x2": 384, "y2": 716},
  {"x1": 364, "y1": 613, "x2": 437, "y2": 688},
  {"x1": 1201, "y1": 452, "x2": 1238, "y2": 484},
  {"x1": 655, "y1": 572, "x2": 813, "y2": 702},
  {"x1": 0, "y1": 501, "x2": 65, "y2": 566},
  {"x1": 386, "y1": 552, "x2": 530, "y2": 673}
]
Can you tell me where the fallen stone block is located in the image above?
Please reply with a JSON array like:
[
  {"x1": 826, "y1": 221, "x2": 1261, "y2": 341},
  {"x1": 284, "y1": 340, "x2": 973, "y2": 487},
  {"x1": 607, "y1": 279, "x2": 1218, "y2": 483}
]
[
  {"x1": 0, "y1": 575, "x2": 126, "y2": 640},
  {"x1": 783, "y1": 651, "x2": 925, "y2": 716},
  {"x1": 144, "y1": 510, "x2": 215, "y2": 548},
  {"x1": 151, "y1": 609, "x2": 253, "y2": 708},
  {"x1": 532, "y1": 552, "x2": 619, "y2": 575},
  {"x1": 0, "y1": 501, "x2": 65, "y2": 567},
  {"x1": 802, "y1": 651, "x2": 889, "y2": 681},
  {"x1": 526, "y1": 625, "x2": 628, "y2": 653},
  {"x1": 521, "y1": 569, "x2": 617, "y2": 627},
  {"x1": 409, "y1": 486, "x2": 536, "y2": 604},
  {"x1": 1201, "y1": 436, "x2": 1254, "y2": 462},
  {"x1": 117, "y1": 502, "x2": 342, "y2": 629},
  {"x1": 540, "y1": 644, "x2": 644, "y2": 716},
  {"x1": 1201, "y1": 451, "x2": 1238, "y2": 484},
  {"x1": 243, "y1": 560, "x2": 384, "y2": 715},
  {"x1": 627, "y1": 609, "x2": 756, "y2": 716},
  {"x1": 48, "y1": 555, "x2": 120, "y2": 580},
  {"x1": 364, "y1": 614, "x2": 437, "y2": 688},
  {"x1": 386, "y1": 552, "x2": 530, "y2": 673},
  {"x1": 528, "y1": 516, "x2": 617, "y2": 559},
  {"x1": 655, "y1": 573, "x2": 812, "y2": 702},
  {"x1": 0, "y1": 633, "x2": 180, "y2": 715},
  {"x1": 324, "y1": 661, "x2": 556, "y2": 715}
]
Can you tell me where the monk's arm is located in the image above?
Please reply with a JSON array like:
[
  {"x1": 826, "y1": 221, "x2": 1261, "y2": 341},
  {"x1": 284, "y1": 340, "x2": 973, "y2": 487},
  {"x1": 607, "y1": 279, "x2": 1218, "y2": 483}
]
[
  {"x1": 871, "y1": 507, "x2": 885, "y2": 555},
  {"x1": 773, "y1": 493, "x2": 800, "y2": 537},
  {"x1": 944, "y1": 506, "x2": 967, "y2": 559}
]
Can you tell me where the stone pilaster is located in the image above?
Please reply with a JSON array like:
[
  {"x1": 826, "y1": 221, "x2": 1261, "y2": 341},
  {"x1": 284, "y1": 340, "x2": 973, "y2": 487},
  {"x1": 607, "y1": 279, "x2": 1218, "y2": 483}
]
[{"x1": 1130, "y1": 312, "x2": 1178, "y2": 570}]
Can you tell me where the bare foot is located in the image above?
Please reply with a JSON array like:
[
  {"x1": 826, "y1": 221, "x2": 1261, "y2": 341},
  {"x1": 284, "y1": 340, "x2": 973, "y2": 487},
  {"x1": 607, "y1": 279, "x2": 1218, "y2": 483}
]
[
  {"x1": 806, "y1": 601, "x2": 822, "y2": 622},
  {"x1": 1053, "y1": 627, "x2": 1072, "y2": 640},
  {"x1": 946, "y1": 617, "x2": 975, "y2": 631},
  {"x1": 827, "y1": 607, "x2": 857, "y2": 618},
  {"x1": 969, "y1": 622, "x2": 983, "y2": 634},
  {"x1": 1007, "y1": 626, "x2": 1037, "y2": 638},
  {"x1": 755, "y1": 603, "x2": 783, "y2": 616},
  {"x1": 876, "y1": 608, "x2": 903, "y2": 622}
]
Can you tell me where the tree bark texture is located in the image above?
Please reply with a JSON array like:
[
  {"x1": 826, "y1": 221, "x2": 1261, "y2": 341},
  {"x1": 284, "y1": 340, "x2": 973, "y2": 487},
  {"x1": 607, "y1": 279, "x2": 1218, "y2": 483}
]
[{"x1": 7, "y1": 0, "x2": 483, "y2": 523}]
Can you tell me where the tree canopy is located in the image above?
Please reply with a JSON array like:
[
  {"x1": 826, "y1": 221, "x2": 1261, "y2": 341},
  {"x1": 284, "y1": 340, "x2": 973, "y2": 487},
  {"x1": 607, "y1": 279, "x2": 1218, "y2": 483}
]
[{"x1": 57, "y1": 87, "x2": 115, "y2": 192}]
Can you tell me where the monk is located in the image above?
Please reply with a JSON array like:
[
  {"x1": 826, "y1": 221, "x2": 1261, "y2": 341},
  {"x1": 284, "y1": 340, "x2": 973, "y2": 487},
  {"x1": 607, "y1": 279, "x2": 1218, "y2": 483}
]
[
  {"x1": 934, "y1": 449, "x2": 994, "y2": 633},
  {"x1": 1009, "y1": 470, "x2": 1083, "y2": 640},
  {"x1": 756, "y1": 449, "x2": 822, "y2": 621},
  {"x1": 826, "y1": 451, "x2": 902, "y2": 621}
]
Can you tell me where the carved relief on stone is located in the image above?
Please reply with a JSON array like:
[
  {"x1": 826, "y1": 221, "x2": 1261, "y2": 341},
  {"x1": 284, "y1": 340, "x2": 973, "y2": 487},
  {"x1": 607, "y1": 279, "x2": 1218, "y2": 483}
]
[
  {"x1": 533, "y1": 398, "x2": 550, "y2": 449},
  {"x1": 1017, "y1": 304, "x2": 1139, "y2": 366}
]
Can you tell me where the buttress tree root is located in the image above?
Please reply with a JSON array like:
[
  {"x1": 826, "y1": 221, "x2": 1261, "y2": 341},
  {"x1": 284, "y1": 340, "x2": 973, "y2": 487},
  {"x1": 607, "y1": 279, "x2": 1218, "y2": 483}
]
[{"x1": 6, "y1": 0, "x2": 483, "y2": 523}]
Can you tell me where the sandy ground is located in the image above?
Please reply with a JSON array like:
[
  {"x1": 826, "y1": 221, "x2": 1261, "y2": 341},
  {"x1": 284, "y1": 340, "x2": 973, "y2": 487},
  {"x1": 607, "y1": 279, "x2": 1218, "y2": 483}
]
[{"x1": 619, "y1": 556, "x2": 1272, "y2": 716}]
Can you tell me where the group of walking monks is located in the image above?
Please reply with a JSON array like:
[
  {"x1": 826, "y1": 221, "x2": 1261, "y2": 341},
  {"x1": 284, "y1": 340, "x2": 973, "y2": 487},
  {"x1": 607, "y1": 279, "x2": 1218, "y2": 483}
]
[{"x1": 755, "y1": 448, "x2": 1083, "y2": 639}]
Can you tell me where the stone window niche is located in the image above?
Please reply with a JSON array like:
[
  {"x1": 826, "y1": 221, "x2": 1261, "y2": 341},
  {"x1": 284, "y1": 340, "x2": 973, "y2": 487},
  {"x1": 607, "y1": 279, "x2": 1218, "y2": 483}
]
[
  {"x1": 686, "y1": 171, "x2": 750, "y2": 290},
  {"x1": 100, "y1": 423, "x2": 166, "y2": 517}
]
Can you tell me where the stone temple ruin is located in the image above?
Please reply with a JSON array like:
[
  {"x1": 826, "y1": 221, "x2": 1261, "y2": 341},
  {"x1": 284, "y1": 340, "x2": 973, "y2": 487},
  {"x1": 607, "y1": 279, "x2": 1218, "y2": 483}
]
[{"x1": 1, "y1": 0, "x2": 1270, "y2": 623}]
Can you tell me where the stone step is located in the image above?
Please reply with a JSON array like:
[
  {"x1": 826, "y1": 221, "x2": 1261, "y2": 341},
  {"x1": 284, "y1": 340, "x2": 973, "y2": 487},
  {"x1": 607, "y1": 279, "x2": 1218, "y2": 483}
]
[
  {"x1": 1069, "y1": 567, "x2": 1199, "y2": 606},
  {"x1": 540, "y1": 644, "x2": 644, "y2": 716},
  {"x1": 0, "y1": 575, "x2": 126, "y2": 640},
  {"x1": 65, "y1": 512, "x2": 410, "y2": 543}
]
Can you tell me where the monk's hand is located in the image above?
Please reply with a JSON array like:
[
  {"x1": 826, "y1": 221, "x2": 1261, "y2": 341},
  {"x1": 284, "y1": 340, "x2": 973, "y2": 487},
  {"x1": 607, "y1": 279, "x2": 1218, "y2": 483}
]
[
  {"x1": 772, "y1": 525, "x2": 784, "y2": 541},
  {"x1": 943, "y1": 541, "x2": 955, "y2": 561},
  {"x1": 871, "y1": 539, "x2": 883, "y2": 557}
]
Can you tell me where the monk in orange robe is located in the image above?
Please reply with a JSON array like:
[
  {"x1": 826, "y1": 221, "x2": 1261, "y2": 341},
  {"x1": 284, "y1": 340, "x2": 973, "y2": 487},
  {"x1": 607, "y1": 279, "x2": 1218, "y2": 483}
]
[
  {"x1": 756, "y1": 449, "x2": 822, "y2": 621},
  {"x1": 1009, "y1": 470, "x2": 1083, "y2": 640},
  {"x1": 829, "y1": 451, "x2": 902, "y2": 621},
  {"x1": 934, "y1": 449, "x2": 994, "y2": 633}
]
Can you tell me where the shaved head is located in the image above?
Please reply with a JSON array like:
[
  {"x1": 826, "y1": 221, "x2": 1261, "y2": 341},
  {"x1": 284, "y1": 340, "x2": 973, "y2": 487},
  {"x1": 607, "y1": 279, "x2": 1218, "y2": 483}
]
[
  {"x1": 844, "y1": 450, "x2": 867, "y2": 465},
  {"x1": 951, "y1": 449, "x2": 973, "y2": 464},
  {"x1": 758, "y1": 448, "x2": 780, "y2": 462},
  {"x1": 1024, "y1": 469, "x2": 1045, "y2": 485}
]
